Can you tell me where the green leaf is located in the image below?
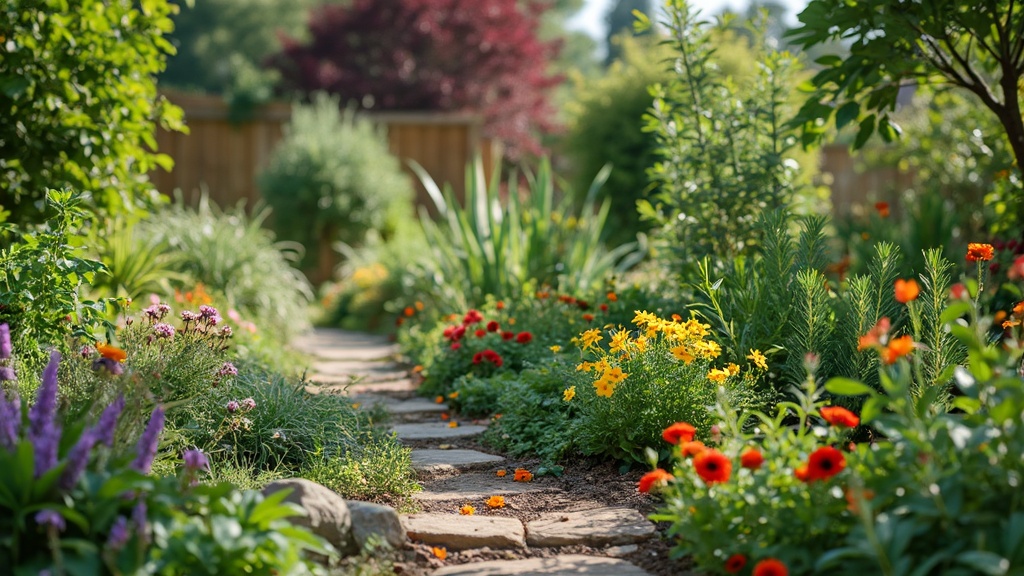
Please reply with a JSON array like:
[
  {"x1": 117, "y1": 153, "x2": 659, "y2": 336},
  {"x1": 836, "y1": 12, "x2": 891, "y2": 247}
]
[
  {"x1": 954, "y1": 551, "x2": 1009, "y2": 575},
  {"x1": 940, "y1": 302, "x2": 972, "y2": 324},
  {"x1": 825, "y1": 377, "x2": 877, "y2": 397},
  {"x1": 835, "y1": 101, "x2": 860, "y2": 130},
  {"x1": 853, "y1": 115, "x2": 876, "y2": 149}
]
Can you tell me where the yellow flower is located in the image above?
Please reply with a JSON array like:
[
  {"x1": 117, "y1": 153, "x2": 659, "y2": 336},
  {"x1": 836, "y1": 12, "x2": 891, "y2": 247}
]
[
  {"x1": 603, "y1": 366, "x2": 628, "y2": 383},
  {"x1": 448, "y1": 421, "x2": 459, "y2": 428},
  {"x1": 594, "y1": 378, "x2": 616, "y2": 397},
  {"x1": 632, "y1": 310, "x2": 658, "y2": 327},
  {"x1": 549, "y1": 345, "x2": 562, "y2": 353},
  {"x1": 634, "y1": 335, "x2": 649, "y2": 353},
  {"x1": 671, "y1": 344, "x2": 695, "y2": 364},
  {"x1": 563, "y1": 386, "x2": 576, "y2": 402},
  {"x1": 459, "y1": 504, "x2": 475, "y2": 515},
  {"x1": 486, "y1": 495, "x2": 506, "y2": 508},
  {"x1": 576, "y1": 361, "x2": 595, "y2": 372},
  {"x1": 432, "y1": 546, "x2": 447, "y2": 560},
  {"x1": 726, "y1": 363, "x2": 740, "y2": 376},
  {"x1": 694, "y1": 340, "x2": 722, "y2": 359},
  {"x1": 594, "y1": 357, "x2": 611, "y2": 374},
  {"x1": 747, "y1": 349, "x2": 768, "y2": 370},
  {"x1": 609, "y1": 330, "x2": 630, "y2": 353},
  {"x1": 707, "y1": 368, "x2": 730, "y2": 383},
  {"x1": 448, "y1": 391, "x2": 460, "y2": 399},
  {"x1": 580, "y1": 328, "x2": 603, "y2": 350}
]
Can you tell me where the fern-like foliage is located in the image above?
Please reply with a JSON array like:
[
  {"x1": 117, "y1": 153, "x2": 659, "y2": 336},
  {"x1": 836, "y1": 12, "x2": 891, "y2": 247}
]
[
  {"x1": 917, "y1": 248, "x2": 966, "y2": 391},
  {"x1": 784, "y1": 269, "x2": 835, "y2": 384}
]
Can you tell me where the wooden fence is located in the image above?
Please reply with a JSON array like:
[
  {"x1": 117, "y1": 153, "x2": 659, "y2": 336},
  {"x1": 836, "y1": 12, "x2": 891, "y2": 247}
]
[{"x1": 150, "y1": 90, "x2": 499, "y2": 213}]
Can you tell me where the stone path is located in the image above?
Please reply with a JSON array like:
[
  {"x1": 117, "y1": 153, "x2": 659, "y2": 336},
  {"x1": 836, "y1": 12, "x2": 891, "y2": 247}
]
[{"x1": 296, "y1": 328, "x2": 655, "y2": 575}]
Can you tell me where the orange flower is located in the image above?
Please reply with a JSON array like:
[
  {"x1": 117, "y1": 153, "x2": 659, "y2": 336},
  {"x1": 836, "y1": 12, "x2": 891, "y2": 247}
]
[
  {"x1": 496, "y1": 470, "x2": 507, "y2": 477},
  {"x1": 967, "y1": 243, "x2": 995, "y2": 262},
  {"x1": 440, "y1": 413, "x2": 450, "y2": 421},
  {"x1": 459, "y1": 504, "x2": 475, "y2": 515},
  {"x1": 638, "y1": 469, "x2": 674, "y2": 493},
  {"x1": 514, "y1": 468, "x2": 533, "y2": 482},
  {"x1": 448, "y1": 421, "x2": 459, "y2": 428},
  {"x1": 724, "y1": 554, "x2": 748, "y2": 574},
  {"x1": 820, "y1": 406, "x2": 860, "y2": 428},
  {"x1": 486, "y1": 495, "x2": 506, "y2": 509},
  {"x1": 857, "y1": 317, "x2": 891, "y2": 351},
  {"x1": 582, "y1": 313, "x2": 595, "y2": 322},
  {"x1": 404, "y1": 306, "x2": 415, "y2": 317},
  {"x1": 752, "y1": 558, "x2": 788, "y2": 576},
  {"x1": 740, "y1": 448, "x2": 764, "y2": 470},
  {"x1": 883, "y1": 335, "x2": 915, "y2": 364},
  {"x1": 434, "y1": 395, "x2": 444, "y2": 404},
  {"x1": 496, "y1": 301, "x2": 505, "y2": 310},
  {"x1": 693, "y1": 449, "x2": 732, "y2": 484},
  {"x1": 806, "y1": 446, "x2": 846, "y2": 481},
  {"x1": 432, "y1": 546, "x2": 447, "y2": 561},
  {"x1": 844, "y1": 486, "x2": 876, "y2": 514},
  {"x1": 874, "y1": 201, "x2": 890, "y2": 218},
  {"x1": 794, "y1": 464, "x2": 811, "y2": 482},
  {"x1": 662, "y1": 422, "x2": 696, "y2": 445},
  {"x1": 894, "y1": 278, "x2": 920, "y2": 303},
  {"x1": 680, "y1": 440, "x2": 707, "y2": 458},
  {"x1": 96, "y1": 343, "x2": 127, "y2": 363},
  {"x1": 607, "y1": 292, "x2": 618, "y2": 302}
]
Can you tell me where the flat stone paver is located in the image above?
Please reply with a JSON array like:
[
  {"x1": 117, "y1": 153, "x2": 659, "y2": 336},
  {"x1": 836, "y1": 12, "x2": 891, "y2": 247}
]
[
  {"x1": 402, "y1": 513, "x2": 525, "y2": 550},
  {"x1": 310, "y1": 361, "x2": 410, "y2": 383},
  {"x1": 525, "y1": 508, "x2": 655, "y2": 547},
  {"x1": 431, "y1": 555, "x2": 652, "y2": 575},
  {"x1": 323, "y1": 378, "x2": 420, "y2": 395},
  {"x1": 293, "y1": 329, "x2": 398, "y2": 361},
  {"x1": 393, "y1": 422, "x2": 487, "y2": 441},
  {"x1": 413, "y1": 471, "x2": 556, "y2": 502},
  {"x1": 411, "y1": 449, "x2": 505, "y2": 474}
]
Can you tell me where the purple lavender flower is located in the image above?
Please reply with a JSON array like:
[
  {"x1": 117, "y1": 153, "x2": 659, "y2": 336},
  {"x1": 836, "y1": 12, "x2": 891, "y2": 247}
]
[
  {"x1": 217, "y1": 362, "x2": 238, "y2": 378},
  {"x1": 132, "y1": 501, "x2": 149, "y2": 544},
  {"x1": 59, "y1": 429, "x2": 98, "y2": 490},
  {"x1": 143, "y1": 303, "x2": 171, "y2": 322},
  {"x1": 226, "y1": 400, "x2": 239, "y2": 413},
  {"x1": 198, "y1": 305, "x2": 219, "y2": 319},
  {"x1": 93, "y1": 395, "x2": 125, "y2": 447},
  {"x1": 183, "y1": 449, "x2": 210, "y2": 472},
  {"x1": 29, "y1": 351, "x2": 61, "y2": 477},
  {"x1": 35, "y1": 509, "x2": 65, "y2": 532},
  {"x1": 153, "y1": 323, "x2": 175, "y2": 339},
  {"x1": 241, "y1": 397, "x2": 256, "y2": 411},
  {"x1": 0, "y1": 323, "x2": 10, "y2": 360},
  {"x1": 92, "y1": 356, "x2": 124, "y2": 376},
  {"x1": 106, "y1": 515, "x2": 130, "y2": 550},
  {"x1": 0, "y1": 394, "x2": 20, "y2": 451},
  {"x1": 181, "y1": 310, "x2": 200, "y2": 322},
  {"x1": 0, "y1": 366, "x2": 14, "y2": 381},
  {"x1": 131, "y1": 406, "x2": 165, "y2": 474}
]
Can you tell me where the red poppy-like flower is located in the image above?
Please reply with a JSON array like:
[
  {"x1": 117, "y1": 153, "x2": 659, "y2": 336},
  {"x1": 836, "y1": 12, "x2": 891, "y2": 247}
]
[
  {"x1": 966, "y1": 243, "x2": 995, "y2": 262},
  {"x1": 752, "y1": 558, "x2": 788, "y2": 576},
  {"x1": 515, "y1": 331, "x2": 533, "y2": 344},
  {"x1": 475, "y1": 329, "x2": 487, "y2": 338},
  {"x1": 874, "y1": 201, "x2": 890, "y2": 218},
  {"x1": 724, "y1": 554, "x2": 747, "y2": 574},
  {"x1": 857, "y1": 317, "x2": 891, "y2": 351},
  {"x1": 582, "y1": 313, "x2": 595, "y2": 321},
  {"x1": 680, "y1": 440, "x2": 706, "y2": 458},
  {"x1": 693, "y1": 449, "x2": 732, "y2": 484},
  {"x1": 599, "y1": 303, "x2": 609, "y2": 312},
  {"x1": 794, "y1": 464, "x2": 811, "y2": 482},
  {"x1": 463, "y1": 309, "x2": 484, "y2": 324},
  {"x1": 577, "y1": 300, "x2": 590, "y2": 310},
  {"x1": 820, "y1": 406, "x2": 860, "y2": 428},
  {"x1": 486, "y1": 320, "x2": 500, "y2": 332},
  {"x1": 450, "y1": 342, "x2": 461, "y2": 351},
  {"x1": 883, "y1": 335, "x2": 915, "y2": 364},
  {"x1": 740, "y1": 448, "x2": 764, "y2": 470},
  {"x1": 638, "y1": 468, "x2": 673, "y2": 493},
  {"x1": 662, "y1": 422, "x2": 696, "y2": 445},
  {"x1": 502, "y1": 331, "x2": 515, "y2": 341},
  {"x1": 496, "y1": 301, "x2": 505, "y2": 310},
  {"x1": 472, "y1": 352, "x2": 484, "y2": 364},
  {"x1": 894, "y1": 278, "x2": 920, "y2": 303},
  {"x1": 807, "y1": 446, "x2": 846, "y2": 481},
  {"x1": 403, "y1": 306, "x2": 415, "y2": 317}
]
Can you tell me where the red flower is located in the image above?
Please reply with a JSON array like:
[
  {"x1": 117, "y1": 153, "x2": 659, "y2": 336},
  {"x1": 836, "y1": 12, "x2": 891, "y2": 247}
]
[
  {"x1": 950, "y1": 283, "x2": 968, "y2": 299},
  {"x1": 740, "y1": 448, "x2": 764, "y2": 470},
  {"x1": 496, "y1": 301, "x2": 505, "y2": 310},
  {"x1": 450, "y1": 342, "x2": 462, "y2": 351},
  {"x1": 724, "y1": 554, "x2": 747, "y2": 574},
  {"x1": 515, "y1": 331, "x2": 533, "y2": 344},
  {"x1": 752, "y1": 558, "x2": 788, "y2": 576},
  {"x1": 463, "y1": 309, "x2": 484, "y2": 324},
  {"x1": 599, "y1": 303, "x2": 608, "y2": 312},
  {"x1": 486, "y1": 320, "x2": 500, "y2": 332},
  {"x1": 502, "y1": 331, "x2": 514, "y2": 341},
  {"x1": 874, "y1": 201, "x2": 890, "y2": 218},
  {"x1": 472, "y1": 352, "x2": 484, "y2": 364},
  {"x1": 582, "y1": 313, "x2": 595, "y2": 321},
  {"x1": 693, "y1": 449, "x2": 732, "y2": 484},
  {"x1": 404, "y1": 306, "x2": 415, "y2": 317},
  {"x1": 806, "y1": 446, "x2": 846, "y2": 481},
  {"x1": 966, "y1": 243, "x2": 995, "y2": 262},
  {"x1": 894, "y1": 278, "x2": 920, "y2": 303},
  {"x1": 680, "y1": 440, "x2": 706, "y2": 458},
  {"x1": 577, "y1": 300, "x2": 590, "y2": 310},
  {"x1": 475, "y1": 329, "x2": 487, "y2": 338},
  {"x1": 857, "y1": 317, "x2": 890, "y2": 351},
  {"x1": 883, "y1": 334, "x2": 914, "y2": 364},
  {"x1": 638, "y1": 469, "x2": 673, "y2": 493},
  {"x1": 794, "y1": 464, "x2": 810, "y2": 482},
  {"x1": 820, "y1": 406, "x2": 860, "y2": 428},
  {"x1": 662, "y1": 422, "x2": 696, "y2": 445}
]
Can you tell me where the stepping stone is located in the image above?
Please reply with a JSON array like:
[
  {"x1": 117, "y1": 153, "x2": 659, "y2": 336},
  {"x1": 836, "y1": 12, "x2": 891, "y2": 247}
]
[
  {"x1": 293, "y1": 329, "x2": 398, "y2": 361},
  {"x1": 432, "y1": 555, "x2": 652, "y2": 575},
  {"x1": 392, "y1": 422, "x2": 487, "y2": 442},
  {"x1": 335, "y1": 379, "x2": 420, "y2": 395},
  {"x1": 311, "y1": 360, "x2": 410, "y2": 382},
  {"x1": 411, "y1": 449, "x2": 504, "y2": 474},
  {"x1": 402, "y1": 513, "x2": 525, "y2": 550},
  {"x1": 413, "y1": 471, "x2": 555, "y2": 502},
  {"x1": 350, "y1": 395, "x2": 448, "y2": 417},
  {"x1": 525, "y1": 507, "x2": 655, "y2": 548}
]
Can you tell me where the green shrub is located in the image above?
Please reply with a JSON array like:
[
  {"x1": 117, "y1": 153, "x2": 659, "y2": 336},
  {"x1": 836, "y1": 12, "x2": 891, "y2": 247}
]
[
  {"x1": 301, "y1": 435, "x2": 419, "y2": 506},
  {"x1": 138, "y1": 196, "x2": 313, "y2": 342},
  {"x1": 259, "y1": 94, "x2": 414, "y2": 273},
  {"x1": 0, "y1": 0, "x2": 184, "y2": 226}
]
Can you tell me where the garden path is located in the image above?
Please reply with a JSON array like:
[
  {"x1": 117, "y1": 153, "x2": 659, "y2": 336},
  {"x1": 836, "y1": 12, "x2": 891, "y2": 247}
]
[{"x1": 294, "y1": 328, "x2": 659, "y2": 576}]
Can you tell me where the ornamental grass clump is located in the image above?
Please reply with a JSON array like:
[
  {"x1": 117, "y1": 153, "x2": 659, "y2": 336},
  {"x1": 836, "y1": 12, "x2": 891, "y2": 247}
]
[{"x1": 569, "y1": 311, "x2": 769, "y2": 464}]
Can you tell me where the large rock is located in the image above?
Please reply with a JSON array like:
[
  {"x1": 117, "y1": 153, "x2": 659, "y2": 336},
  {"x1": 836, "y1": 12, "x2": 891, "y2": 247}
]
[
  {"x1": 262, "y1": 478, "x2": 351, "y2": 552},
  {"x1": 431, "y1": 555, "x2": 652, "y2": 575},
  {"x1": 525, "y1": 507, "x2": 655, "y2": 547},
  {"x1": 346, "y1": 500, "x2": 406, "y2": 552},
  {"x1": 402, "y1": 513, "x2": 525, "y2": 549}
]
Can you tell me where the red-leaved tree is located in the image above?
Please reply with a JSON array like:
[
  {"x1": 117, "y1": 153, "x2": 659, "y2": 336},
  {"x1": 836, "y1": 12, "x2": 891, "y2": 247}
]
[{"x1": 270, "y1": 0, "x2": 563, "y2": 160}]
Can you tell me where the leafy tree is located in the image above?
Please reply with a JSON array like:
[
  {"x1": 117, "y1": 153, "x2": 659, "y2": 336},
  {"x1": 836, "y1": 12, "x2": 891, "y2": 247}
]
[
  {"x1": 787, "y1": 0, "x2": 1024, "y2": 220},
  {"x1": 269, "y1": 0, "x2": 563, "y2": 160},
  {"x1": 0, "y1": 0, "x2": 185, "y2": 226},
  {"x1": 604, "y1": 0, "x2": 652, "y2": 65}
]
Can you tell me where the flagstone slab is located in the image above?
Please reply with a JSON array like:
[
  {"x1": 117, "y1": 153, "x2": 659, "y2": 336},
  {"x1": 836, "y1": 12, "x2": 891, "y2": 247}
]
[
  {"x1": 293, "y1": 329, "x2": 398, "y2": 360},
  {"x1": 393, "y1": 422, "x2": 487, "y2": 442},
  {"x1": 336, "y1": 379, "x2": 420, "y2": 395},
  {"x1": 411, "y1": 449, "x2": 505, "y2": 474},
  {"x1": 413, "y1": 471, "x2": 555, "y2": 502},
  {"x1": 402, "y1": 513, "x2": 525, "y2": 550},
  {"x1": 311, "y1": 360, "x2": 410, "y2": 381},
  {"x1": 431, "y1": 555, "x2": 652, "y2": 575},
  {"x1": 525, "y1": 508, "x2": 655, "y2": 548}
]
